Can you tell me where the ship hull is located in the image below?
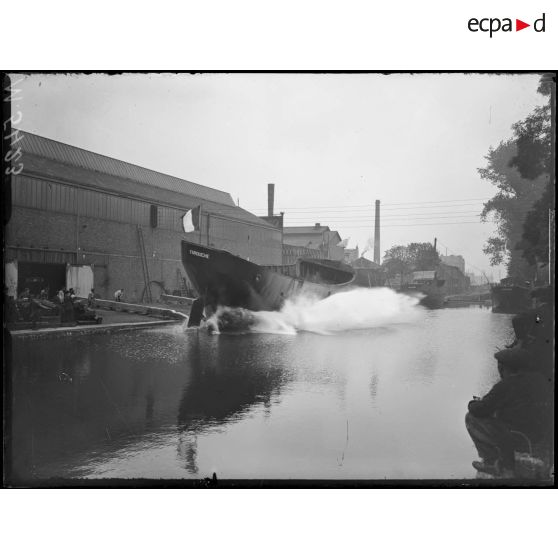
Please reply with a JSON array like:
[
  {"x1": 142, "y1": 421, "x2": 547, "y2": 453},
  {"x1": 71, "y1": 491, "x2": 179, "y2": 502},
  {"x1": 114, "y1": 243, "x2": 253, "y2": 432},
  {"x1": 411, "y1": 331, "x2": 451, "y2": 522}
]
[
  {"x1": 398, "y1": 284, "x2": 445, "y2": 309},
  {"x1": 491, "y1": 285, "x2": 531, "y2": 314},
  {"x1": 181, "y1": 241, "x2": 356, "y2": 317}
]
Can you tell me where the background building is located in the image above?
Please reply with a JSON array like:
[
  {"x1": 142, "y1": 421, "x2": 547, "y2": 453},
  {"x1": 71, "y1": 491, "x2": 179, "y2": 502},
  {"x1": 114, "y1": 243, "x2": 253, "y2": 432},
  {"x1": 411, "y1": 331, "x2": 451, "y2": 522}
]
[
  {"x1": 5, "y1": 132, "x2": 282, "y2": 302},
  {"x1": 351, "y1": 256, "x2": 385, "y2": 287},
  {"x1": 440, "y1": 254, "x2": 465, "y2": 274},
  {"x1": 343, "y1": 247, "x2": 359, "y2": 265},
  {"x1": 437, "y1": 263, "x2": 471, "y2": 294},
  {"x1": 282, "y1": 224, "x2": 344, "y2": 261},
  {"x1": 282, "y1": 244, "x2": 322, "y2": 265}
]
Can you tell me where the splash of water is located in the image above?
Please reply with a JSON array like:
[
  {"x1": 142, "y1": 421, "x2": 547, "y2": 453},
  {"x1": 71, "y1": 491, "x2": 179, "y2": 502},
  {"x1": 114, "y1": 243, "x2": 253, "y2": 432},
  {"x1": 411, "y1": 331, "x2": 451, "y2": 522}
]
[{"x1": 206, "y1": 288, "x2": 424, "y2": 335}]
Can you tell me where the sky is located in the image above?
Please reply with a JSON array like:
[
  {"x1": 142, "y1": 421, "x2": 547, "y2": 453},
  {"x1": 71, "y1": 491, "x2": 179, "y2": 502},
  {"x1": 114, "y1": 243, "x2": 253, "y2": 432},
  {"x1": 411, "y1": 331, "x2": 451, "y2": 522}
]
[{"x1": 11, "y1": 73, "x2": 546, "y2": 278}]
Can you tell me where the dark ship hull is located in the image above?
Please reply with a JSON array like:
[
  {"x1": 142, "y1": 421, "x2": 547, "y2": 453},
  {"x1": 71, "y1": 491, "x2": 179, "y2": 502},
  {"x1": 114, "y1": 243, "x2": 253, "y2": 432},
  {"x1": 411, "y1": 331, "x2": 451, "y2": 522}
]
[
  {"x1": 491, "y1": 284, "x2": 531, "y2": 314},
  {"x1": 398, "y1": 284, "x2": 445, "y2": 309},
  {"x1": 181, "y1": 241, "x2": 356, "y2": 324}
]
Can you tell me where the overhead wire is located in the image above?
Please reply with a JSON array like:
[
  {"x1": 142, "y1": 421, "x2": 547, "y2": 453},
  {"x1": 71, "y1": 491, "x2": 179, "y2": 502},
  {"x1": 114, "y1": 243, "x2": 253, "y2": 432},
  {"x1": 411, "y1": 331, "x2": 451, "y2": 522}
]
[
  {"x1": 242, "y1": 197, "x2": 491, "y2": 211},
  {"x1": 284, "y1": 213, "x2": 483, "y2": 222},
  {"x1": 282, "y1": 221, "x2": 492, "y2": 229},
  {"x1": 244, "y1": 202, "x2": 489, "y2": 213}
]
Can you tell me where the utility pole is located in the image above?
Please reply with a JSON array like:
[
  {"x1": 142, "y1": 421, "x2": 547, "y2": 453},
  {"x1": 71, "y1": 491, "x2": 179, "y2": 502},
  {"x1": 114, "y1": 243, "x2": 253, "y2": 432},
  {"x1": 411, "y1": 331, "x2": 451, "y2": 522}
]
[
  {"x1": 552, "y1": 80, "x2": 555, "y2": 286},
  {"x1": 550, "y1": 209, "x2": 555, "y2": 285},
  {"x1": 541, "y1": 73, "x2": 556, "y2": 285},
  {"x1": 199, "y1": 204, "x2": 203, "y2": 244},
  {"x1": 373, "y1": 200, "x2": 381, "y2": 264}
]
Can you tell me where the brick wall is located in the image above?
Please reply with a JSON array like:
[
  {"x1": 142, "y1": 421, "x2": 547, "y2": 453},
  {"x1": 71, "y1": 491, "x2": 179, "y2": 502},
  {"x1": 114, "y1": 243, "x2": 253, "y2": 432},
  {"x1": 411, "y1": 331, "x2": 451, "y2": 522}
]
[{"x1": 7, "y1": 206, "x2": 202, "y2": 301}]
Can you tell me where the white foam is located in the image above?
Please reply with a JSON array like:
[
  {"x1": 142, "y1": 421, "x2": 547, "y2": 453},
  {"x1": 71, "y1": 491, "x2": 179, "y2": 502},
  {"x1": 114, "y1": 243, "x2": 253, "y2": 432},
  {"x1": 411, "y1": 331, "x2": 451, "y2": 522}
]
[{"x1": 210, "y1": 287, "x2": 424, "y2": 335}]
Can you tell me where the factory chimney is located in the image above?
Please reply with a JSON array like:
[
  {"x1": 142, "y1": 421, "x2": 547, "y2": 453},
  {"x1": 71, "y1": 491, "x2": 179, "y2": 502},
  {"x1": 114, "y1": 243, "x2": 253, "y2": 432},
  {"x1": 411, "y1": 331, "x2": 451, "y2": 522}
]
[
  {"x1": 268, "y1": 183, "x2": 275, "y2": 217},
  {"x1": 373, "y1": 199, "x2": 381, "y2": 264}
]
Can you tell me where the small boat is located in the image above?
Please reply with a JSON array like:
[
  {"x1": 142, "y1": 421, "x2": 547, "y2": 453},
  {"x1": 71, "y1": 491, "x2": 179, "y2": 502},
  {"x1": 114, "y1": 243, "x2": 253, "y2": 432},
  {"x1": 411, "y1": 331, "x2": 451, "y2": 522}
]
[{"x1": 181, "y1": 241, "x2": 357, "y2": 325}]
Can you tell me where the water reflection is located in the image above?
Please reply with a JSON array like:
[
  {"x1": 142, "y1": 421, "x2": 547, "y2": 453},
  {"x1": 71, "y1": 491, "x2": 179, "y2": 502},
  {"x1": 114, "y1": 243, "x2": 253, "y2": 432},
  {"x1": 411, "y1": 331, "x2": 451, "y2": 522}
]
[
  {"x1": 176, "y1": 335, "x2": 292, "y2": 473},
  {"x1": 178, "y1": 339, "x2": 287, "y2": 429},
  {"x1": 177, "y1": 433, "x2": 199, "y2": 475},
  {"x1": 9, "y1": 329, "x2": 296, "y2": 480},
  {"x1": 8, "y1": 309, "x2": 518, "y2": 480},
  {"x1": 11, "y1": 331, "x2": 193, "y2": 479},
  {"x1": 369, "y1": 374, "x2": 379, "y2": 402}
]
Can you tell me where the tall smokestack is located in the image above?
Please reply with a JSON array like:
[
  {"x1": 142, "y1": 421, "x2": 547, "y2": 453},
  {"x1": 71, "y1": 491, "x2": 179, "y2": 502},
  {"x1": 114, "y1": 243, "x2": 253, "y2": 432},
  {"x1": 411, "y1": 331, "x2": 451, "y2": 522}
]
[
  {"x1": 268, "y1": 183, "x2": 275, "y2": 217},
  {"x1": 373, "y1": 199, "x2": 381, "y2": 264}
]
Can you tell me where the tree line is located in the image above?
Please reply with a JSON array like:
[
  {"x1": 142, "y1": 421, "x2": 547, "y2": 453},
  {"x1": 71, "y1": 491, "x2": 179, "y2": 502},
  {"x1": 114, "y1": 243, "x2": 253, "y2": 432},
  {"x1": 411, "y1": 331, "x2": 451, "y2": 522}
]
[
  {"x1": 382, "y1": 242, "x2": 440, "y2": 279},
  {"x1": 479, "y1": 75, "x2": 555, "y2": 282}
]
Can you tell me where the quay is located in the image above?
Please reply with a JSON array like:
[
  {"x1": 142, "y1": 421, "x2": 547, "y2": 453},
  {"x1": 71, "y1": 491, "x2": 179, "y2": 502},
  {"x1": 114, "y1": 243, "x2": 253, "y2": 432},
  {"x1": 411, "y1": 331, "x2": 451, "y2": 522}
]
[
  {"x1": 8, "y1": 298, "x2": 190, "y2": 340},
  {"x1": 8, "y1": 318, "x2": 179, "y2": 340},
  {"x1": 91, "y1": 297, "x2": 191, "y2": 320}
]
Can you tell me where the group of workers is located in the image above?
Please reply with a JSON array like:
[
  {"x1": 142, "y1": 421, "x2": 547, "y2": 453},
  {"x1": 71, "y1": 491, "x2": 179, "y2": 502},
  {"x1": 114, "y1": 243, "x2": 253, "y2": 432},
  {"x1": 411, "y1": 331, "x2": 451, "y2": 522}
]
[
  {"x1": 465, "y1": 286, "x2": 554, "y2": 478},
  {"x1": 6, "y1": 285, "x2": 100, "y2": 326},
  {"x1": 6, "y1": 287, "x2": 43, "y2": 323},
  {"x1": 57, "y1": 287, "x2": 79, "y2": 322}
]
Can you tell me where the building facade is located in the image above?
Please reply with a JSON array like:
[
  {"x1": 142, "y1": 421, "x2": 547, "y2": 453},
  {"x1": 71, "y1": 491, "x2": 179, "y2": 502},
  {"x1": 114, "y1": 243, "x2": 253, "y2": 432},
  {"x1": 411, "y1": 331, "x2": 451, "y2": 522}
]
[
  {"x1": 282, "y1": 243, "x2": 322, "y2": 265},
  {"x1": 343, "y1": 247, "x2": 359, "y2": 265},
  {"x1": 282, "y1": 224, "x2": 344, "y2": 261},
  {"x1": 437, "y1": 263, "x2": 471, "y2": 294},
  {"x1": 5, "y1": 132, "x2": 282, "y2": 302},
  {"x1": 440, "y1": 254, "x2": 465, "y2": 274},
  {"x1": 351, "y1": 256, "x2": 385, "y2": 287}
]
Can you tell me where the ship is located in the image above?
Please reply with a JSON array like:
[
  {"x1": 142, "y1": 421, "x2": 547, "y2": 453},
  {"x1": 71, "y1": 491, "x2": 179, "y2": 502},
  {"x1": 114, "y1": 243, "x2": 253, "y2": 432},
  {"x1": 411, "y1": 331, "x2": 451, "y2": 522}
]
[
  {"x1": 490, "y1": 278, "x2": 532, "y2": 314},
  {"x1": 181, "y1": 241, "x2": 357, "y2": 326},
  {"x1": 398, "y1": 270, "x2": 446, "y2": 309}
]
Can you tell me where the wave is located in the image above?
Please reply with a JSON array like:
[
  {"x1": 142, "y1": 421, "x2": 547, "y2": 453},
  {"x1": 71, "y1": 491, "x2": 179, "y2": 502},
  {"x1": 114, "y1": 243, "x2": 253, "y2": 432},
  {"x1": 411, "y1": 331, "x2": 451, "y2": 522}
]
[{"x1": 205, "y1": 288, "x2": 424, "y2": 335}]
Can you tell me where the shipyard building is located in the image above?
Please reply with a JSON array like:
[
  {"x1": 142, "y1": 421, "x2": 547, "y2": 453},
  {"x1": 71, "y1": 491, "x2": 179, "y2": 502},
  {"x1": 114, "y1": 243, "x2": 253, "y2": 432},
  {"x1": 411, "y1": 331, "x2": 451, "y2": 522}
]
[
  {"x1": 282, "y1": 224, "x2": 345, "y2": 263},
  {"x1": 5, "y1": 132, "x2": 282, "y2": 302}
]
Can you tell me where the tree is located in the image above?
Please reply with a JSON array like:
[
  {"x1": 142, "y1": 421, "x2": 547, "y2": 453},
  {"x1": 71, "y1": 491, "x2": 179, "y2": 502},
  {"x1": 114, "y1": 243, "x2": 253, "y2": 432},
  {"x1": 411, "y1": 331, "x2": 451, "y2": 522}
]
[
  {"x1": 383, "y1": 242, "x2": 440, "y2": 278},
  {"x1": 407, "y1": 242, "x2": 440, "y2": 271},
  {"x1": 515, "y1": 76, "x2": 555, "y2": 269},
  {"x1": 478, "y1": 75, "x2": 554, "y2": 278},
  {"x1": 510, "y1": 104, "x2": 551, "y2": 180},
  {"x1": 478, "y1": 136, "x2": 547, "y2": 277},
  {"x1": 383, "y1": 245, "x2": 411, "y2": 278},
  {"x1": 519, "y1": 184, "x2": 553, "y2": 266}
]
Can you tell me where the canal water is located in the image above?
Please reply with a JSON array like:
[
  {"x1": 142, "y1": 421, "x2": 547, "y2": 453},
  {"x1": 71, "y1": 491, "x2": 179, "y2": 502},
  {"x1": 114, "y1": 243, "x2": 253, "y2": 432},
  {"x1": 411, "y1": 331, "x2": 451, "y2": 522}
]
[{"x1": 9, "y1": 297, "x2": 514, "y2": 480}]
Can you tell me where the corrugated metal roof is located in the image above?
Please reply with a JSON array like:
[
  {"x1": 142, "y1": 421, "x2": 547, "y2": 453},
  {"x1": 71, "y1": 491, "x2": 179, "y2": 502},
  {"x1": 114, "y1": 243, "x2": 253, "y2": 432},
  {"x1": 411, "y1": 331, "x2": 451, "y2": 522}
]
[
  {"x1": 18, "y1": 130, "x2": 235, "y2": 206},
  {"x1": 17, "y1": 133, "x2": 272, "y2": 228}
]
